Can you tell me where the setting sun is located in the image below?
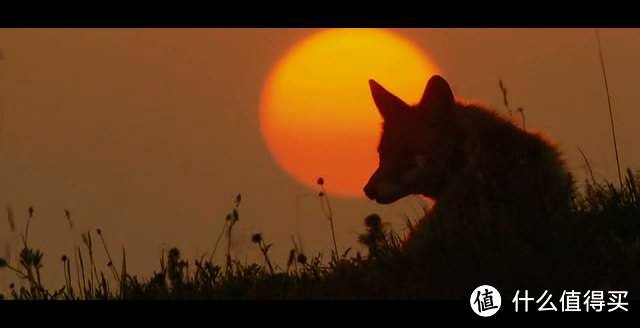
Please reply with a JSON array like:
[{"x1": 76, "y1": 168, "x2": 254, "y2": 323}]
[{"x1": 260, "y1": 28, "x2": 439, "y2": 198}]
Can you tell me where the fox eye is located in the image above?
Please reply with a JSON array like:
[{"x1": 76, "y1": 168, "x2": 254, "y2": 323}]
[
  {"x1": 406, "y1": 154, "x2": 425, "y2": 169},
  {"x1": 414, "y1": 155, "x2": 426, "y2": 168}
]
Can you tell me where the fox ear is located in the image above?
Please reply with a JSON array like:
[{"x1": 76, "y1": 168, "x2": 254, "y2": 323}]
[
  {"x1": 418, "y1": 75, "x2": 454, "y2": 111},
  {"x1": 369, "y1": 79, "x2": 409, "y2": 120}
]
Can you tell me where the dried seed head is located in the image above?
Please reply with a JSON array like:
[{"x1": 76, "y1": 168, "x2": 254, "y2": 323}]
[
  {"x1": 251, "y1": 233, "x2": 262, "y2": 244},
  {"x1": 168, "y1": 248, "x2": 180, "y2": 259},
  {"x1": 317, "y1": 177, "x2": 324, "y2": 186},
  {"x1": 296, "y1": 253, "x2": 307, "y2": 265},
  {"x1": 96, "y1": 229, "x2": 102, "y2": 235},
  {"x1": 364, "y1": 214, "x2": 382, "y2": 230},
  {"x1": 61, "y1": 255, "x2": 68, "y2": 262},
  {"x1": 0, "y1": 257, "x2": 7, "y2": 268},
  {"x1": 28, "y1": 206, "x2": 34, "y2": 218}
]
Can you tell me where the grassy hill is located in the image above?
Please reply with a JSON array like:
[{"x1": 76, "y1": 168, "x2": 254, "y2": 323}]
[{"x1": 1, "y1": 169, "x2": 639, "y2": 300}]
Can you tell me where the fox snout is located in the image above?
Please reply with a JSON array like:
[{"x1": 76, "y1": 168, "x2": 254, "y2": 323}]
[
  {"x1": 364, "y1": 170, "x2": 407, "y2": 204},
  {"x1": 363, "y1": 170, "x2": 382, "y2": 201},
  {"x1": 363, "y1": 179, "x2": 377, "y2": 200}
]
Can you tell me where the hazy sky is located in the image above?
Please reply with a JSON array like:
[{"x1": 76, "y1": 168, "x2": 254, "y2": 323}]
[{"x1": 1, "y1": 28, "x2": 639, "y2": 288}]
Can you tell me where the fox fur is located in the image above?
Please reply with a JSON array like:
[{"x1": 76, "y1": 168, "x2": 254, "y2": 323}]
[{"x1": 364, "y1": 76, "x2": 573, "y2": 297}]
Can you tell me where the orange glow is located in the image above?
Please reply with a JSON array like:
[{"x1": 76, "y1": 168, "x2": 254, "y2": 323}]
[{"x1": 260, "y1": 28, "x2": 439, "y2": 198}]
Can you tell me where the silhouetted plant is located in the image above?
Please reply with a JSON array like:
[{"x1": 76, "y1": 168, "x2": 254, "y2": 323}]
[
  {"x1": 224, "y1": 194, "x2": 241, "y2": 273},
  {"x1": 498, "y1": 79, "x2": 525, "y2": 129},
  {"x1": 251, "y1": 233, "x2": 274, "y2": 274},
  {"x1": 595, "y1": 29, "x2": 623, "y2": 188},
  {"x1": 317, "y1": 177, "x2": 339, "y2": 262},
  {"x1": 1, "y1": 171, "x2": 640, "y2": 299}
]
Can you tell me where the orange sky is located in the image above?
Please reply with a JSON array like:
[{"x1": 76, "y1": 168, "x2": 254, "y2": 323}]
[{"x1": 1, "y1": 28, "x2": 639, "y2": 288}]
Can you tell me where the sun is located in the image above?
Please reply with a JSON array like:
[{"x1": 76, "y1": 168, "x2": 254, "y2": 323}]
[{"x1": 260, "y1": 28, "x2": 439, "y2": 198}]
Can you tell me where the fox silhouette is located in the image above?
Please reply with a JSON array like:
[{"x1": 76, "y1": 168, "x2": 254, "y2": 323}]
[{"x1": 364, "y1": 76, "x2": 572, "y2": 297}]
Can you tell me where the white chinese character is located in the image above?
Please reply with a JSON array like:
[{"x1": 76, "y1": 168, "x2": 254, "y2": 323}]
[
  {"x1": 560, "y1": 290, "x2": 581, "y2": 312},
  {"x1": 608, "y1": 291, "x2": 629, "y2": 312},
  {"x1": 583, "y1": 290, "x2": 605, "y2": 312},
  {"x1": 512, "y1": 290, "x2": 534, "y2": 312},
  {"x1": 536, "y1": 290, "x2": 557, "y2": 312}
]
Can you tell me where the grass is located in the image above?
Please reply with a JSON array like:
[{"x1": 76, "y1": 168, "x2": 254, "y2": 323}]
[
  {"x1": 1, "y1": 168, "x2": 639, "y2": 300},
  {"x1": 595, "y1": 28, "x2": 623, "y2": 188}
]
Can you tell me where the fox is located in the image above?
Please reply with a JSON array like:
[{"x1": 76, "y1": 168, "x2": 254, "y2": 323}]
[{"x1": 363, "y1": 75, "x2": 573, "y2": 297}]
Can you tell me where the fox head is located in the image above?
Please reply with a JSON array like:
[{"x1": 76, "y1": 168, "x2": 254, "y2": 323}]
[{"x1": 364, "y1": 75, "x2": 459, "y2": 204}]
